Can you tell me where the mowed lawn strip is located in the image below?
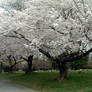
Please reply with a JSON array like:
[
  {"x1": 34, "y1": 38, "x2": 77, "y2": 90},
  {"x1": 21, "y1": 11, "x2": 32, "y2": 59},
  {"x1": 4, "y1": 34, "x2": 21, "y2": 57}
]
[{"x1": 0, "y1": 70, "x2": 92, "y2": 92}]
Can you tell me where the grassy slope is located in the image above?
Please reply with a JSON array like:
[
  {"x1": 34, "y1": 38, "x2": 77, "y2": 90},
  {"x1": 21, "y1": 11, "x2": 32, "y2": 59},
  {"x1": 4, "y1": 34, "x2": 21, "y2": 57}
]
[{"x1": 0, "y1": 70, "x2": 92, "y2": 92}]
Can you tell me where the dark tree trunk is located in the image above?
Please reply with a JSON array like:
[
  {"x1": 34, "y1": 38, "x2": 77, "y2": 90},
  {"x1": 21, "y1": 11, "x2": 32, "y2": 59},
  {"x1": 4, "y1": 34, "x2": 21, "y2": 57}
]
[
  {"x1": 25, "y1": 55, "x2": 33, "y2": 74},
  {"x1": 7, "y1": 55, "x2": 13, "y2": 73},
  {"x1": 12, "y1": 56, "x2": 17, "y2": 71},
  {"x1": 0, "y1": 62, "x2": 3, "y2": 73},
  {"x1": 58, "y1": 61, "x2": 68, "y2": 80},
  {"x1": 9, "y1": 66, "x2": 13, "y2": 73}
]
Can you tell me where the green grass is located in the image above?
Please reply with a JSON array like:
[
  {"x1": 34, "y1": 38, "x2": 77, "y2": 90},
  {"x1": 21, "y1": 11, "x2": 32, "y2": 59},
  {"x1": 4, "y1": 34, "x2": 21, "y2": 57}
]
[{"x1": 0, "y1": 70, "x2": 92, "y2": 92}]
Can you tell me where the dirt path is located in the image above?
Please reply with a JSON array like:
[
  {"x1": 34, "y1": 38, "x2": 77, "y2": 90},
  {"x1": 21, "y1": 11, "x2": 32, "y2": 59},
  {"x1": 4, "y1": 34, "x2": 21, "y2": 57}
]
[{"x1": 0, "y1": 80, "x2": 37, "y2": 92}]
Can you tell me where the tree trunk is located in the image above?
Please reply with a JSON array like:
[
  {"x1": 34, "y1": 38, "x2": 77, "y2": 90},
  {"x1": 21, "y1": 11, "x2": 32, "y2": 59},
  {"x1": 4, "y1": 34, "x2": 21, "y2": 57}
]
[
  {"x1": 58, "y1": 62, "x2": 68, "y2": 80},
  {"x1": 0, "y1": 62, "x2": 3, "y2": 73},
  {"x1": 9, "y1": 66, "x2": 13, "y2": 73},
  {"x1": 25, "y1": 55, "x2": 33, "y2": 74},
  {"x1": 7, "y1": 55, "x2": 13, "y2": 73},
  {"x1": 26, "y1": 61, "x2": 32, "y2": 74},
  {"x1": 12, "y1": 56, "x2": 17, "y2": 71}
]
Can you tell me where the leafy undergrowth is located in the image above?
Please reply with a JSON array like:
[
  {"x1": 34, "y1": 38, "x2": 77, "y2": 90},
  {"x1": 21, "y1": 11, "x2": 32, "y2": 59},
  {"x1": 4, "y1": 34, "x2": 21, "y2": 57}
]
[{"x1": 0, "y1": 70, "x2": 92, "y2": 92}]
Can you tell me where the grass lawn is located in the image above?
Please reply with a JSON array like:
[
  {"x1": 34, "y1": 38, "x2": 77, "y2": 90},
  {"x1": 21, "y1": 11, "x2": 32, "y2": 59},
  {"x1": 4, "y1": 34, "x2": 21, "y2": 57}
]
[{"x1": 0, "y1": 70, "x2": 92, "y2": 92}]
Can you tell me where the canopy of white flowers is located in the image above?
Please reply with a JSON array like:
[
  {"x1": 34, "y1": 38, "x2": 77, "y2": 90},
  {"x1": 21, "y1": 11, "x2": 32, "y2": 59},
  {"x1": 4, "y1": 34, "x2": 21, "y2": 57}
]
[{"x1": 0, "y1": 0, "x2": 92, "y2": 60}]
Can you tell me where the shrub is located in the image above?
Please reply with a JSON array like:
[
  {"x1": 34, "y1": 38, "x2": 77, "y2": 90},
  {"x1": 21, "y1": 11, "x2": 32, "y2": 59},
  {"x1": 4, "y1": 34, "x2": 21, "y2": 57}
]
[
  {"x1": 3, "y1": 65, "x2": 9, "y2": 72},
  {"x1": 72, "y1": 56, "x2": 88, "y2": 70},
  {"x1": 52, "y1": 62, "x2": 58, "y2": 70}
]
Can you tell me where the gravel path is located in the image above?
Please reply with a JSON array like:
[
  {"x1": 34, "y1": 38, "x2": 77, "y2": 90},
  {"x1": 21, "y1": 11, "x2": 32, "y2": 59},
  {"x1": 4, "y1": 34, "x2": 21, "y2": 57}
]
[{"x1": 0, "y1": 80, "x2": 37, "y2": 92}]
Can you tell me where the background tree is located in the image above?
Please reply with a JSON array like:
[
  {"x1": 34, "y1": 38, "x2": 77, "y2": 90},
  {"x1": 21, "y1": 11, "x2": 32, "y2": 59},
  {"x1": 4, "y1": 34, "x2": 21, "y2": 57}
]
[{"x1": 21, "y1": 55, "x2": 34, "y2": 74}]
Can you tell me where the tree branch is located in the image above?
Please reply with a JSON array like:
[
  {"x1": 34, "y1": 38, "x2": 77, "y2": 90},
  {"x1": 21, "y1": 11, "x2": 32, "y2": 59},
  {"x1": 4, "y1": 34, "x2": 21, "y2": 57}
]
[{"x1": 39, "y1": 49, "x2": 57, "y2": 61}]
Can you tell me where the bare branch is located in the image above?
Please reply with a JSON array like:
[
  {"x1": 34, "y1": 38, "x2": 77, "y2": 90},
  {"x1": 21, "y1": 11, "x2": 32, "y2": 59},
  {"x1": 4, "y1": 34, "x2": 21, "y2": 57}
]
[{"x1": 13, "y1": 31, "x2": 32, "y2": 43}]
